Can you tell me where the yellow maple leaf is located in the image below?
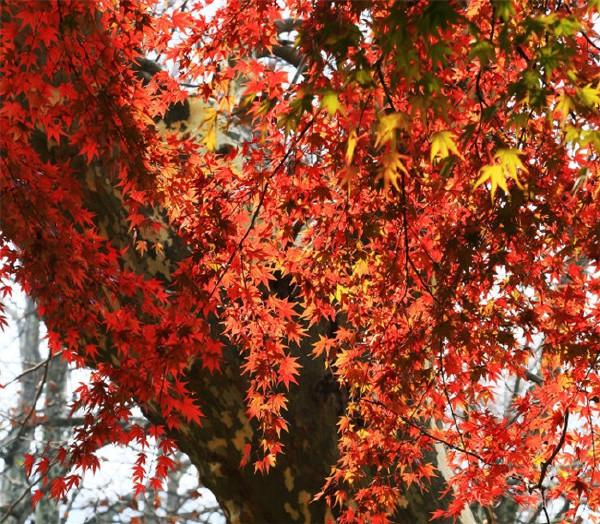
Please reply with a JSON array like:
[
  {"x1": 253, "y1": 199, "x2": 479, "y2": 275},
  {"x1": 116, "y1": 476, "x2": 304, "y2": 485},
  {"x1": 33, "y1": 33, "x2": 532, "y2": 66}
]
[
  {"x1": 378, "y1": 150, "x2": 409, "y2": 192},
  {"x1": 474, "y1": 164, "x2": 507, "y2": 200},
  {"x1": 201, "y1": 108, "x2": 218, "y2": 151},
  {"x1": 496, "y1": 149, "x2": 527, "y2": 187},
  {"x1": 374, "y1": 113, "x2": 407, "y2": 149},
  {"x1": 474, "y1": 149, "x2": 527, "y2": 201},
  {"x1": 352, "y1": 258, "x2": 369, "y2": 277},
  {"x1": 578, "y1": 84, "x2": 600, "y2": 108},
  {"x1": 556, "y1": 92, "x2": 575, "y2": 122},
  {"x1": 321, "y1": 90, "x2": 344, "y2": 116},
  {"x1": 332, "y1": 284, "x2": 350, "y2": 302},
  {"x1": 346, "y1": 129, "x2": 357, "y2": 165},
  {"x1": 430, "y1": 130, "x2": 463, "y2": 163}
]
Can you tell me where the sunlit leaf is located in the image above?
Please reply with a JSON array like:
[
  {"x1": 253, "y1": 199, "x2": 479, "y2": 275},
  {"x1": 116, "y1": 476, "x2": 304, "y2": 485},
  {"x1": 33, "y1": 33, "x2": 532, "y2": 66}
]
[
  {"x1": 474, "y1": 149, "x2": 527, "y2": 200},
  {"x1": 430, "y1": 130, "x2": 462, "y2": 163},
  {"x1": 321, "y1": 90, "x2": 343, "y2": 116}
]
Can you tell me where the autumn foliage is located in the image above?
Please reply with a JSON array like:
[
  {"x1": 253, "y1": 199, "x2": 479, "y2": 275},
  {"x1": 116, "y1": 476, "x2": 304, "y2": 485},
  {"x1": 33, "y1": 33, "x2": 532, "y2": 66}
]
[{"x1": 1, "y1": 0, "x2": 600, "y2": 521}]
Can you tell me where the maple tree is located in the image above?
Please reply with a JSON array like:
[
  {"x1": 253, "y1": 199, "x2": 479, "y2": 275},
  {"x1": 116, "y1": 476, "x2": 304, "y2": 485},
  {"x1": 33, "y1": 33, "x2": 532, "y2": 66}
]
[{"x1": 1, "y1": 0, "x2": 600, "y2": 522}]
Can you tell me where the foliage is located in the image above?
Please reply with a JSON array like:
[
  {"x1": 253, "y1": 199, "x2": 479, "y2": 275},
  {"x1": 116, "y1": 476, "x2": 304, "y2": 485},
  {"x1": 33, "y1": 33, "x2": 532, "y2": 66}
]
[{"x1": 1, "y1": 0, "x2": 599, "y2": 521}]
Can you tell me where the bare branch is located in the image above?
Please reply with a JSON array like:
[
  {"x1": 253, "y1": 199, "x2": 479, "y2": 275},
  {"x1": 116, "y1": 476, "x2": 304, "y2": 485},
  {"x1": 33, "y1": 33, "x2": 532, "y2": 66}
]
[
  {"x1": 535, "y1": 409, "x2": 570, "y2": 491},
  {"x1": 524, "y1": 369, "x2": 543, "y2": 385},
  {"x1": 1, "y1": 350, "x2": 64, "y2": 389}
]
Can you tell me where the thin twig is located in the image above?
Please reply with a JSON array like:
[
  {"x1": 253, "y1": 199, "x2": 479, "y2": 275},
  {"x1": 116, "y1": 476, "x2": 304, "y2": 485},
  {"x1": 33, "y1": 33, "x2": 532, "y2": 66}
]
[
  {"x1": 0, "y1": 355, "x2": 51, "y2": 452},
  {"x1": 1, "y1": 350, "x2": 63, "y2": 388},
  {"x1": 0, "y1": 475, "x2": 42, "y2": 523},
  {"x1": 375, "y1": 61, "x2": 396, "y2": 112},
  {"x1": 524, "y1": 369, "x2": 543, "y2": 385},
  {"x1": 562, "y1": 2, "x2": 600, "y2": 52},
  {"x1": 536, "y1": 409, "x2": 570, "y2": 490},
  {"x1": 437, "y1": 347, "x2": 470, "y2": 464},
  {"x1": 362, "y1": 397, "x2": 492, "y2": 465}
]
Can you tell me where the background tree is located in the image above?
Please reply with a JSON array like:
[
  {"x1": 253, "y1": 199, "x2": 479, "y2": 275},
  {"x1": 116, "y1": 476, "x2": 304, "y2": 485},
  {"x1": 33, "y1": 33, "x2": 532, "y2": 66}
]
[
  {"x1": 0, "y1": 296, "x2": 65, "y2": 524},
  {"x1": 0, "y1": 291, "x2": 224, "y2": 524},
  {"x1": 1, "y1": 0, "x2": 599, "y2": 523}
]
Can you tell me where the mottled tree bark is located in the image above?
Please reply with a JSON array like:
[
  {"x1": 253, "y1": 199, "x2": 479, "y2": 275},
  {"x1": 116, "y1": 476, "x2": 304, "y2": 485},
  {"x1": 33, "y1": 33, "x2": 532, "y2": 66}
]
[{"x1": 76, "y1": 161, "x2": 466, "y2": 524}]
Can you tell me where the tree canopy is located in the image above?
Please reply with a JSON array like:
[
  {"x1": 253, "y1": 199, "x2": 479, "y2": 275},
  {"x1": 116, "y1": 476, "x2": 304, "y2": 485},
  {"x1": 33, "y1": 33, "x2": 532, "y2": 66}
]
[{"x1": 1, "y1": 0, "x2": 599, "y2": 522}]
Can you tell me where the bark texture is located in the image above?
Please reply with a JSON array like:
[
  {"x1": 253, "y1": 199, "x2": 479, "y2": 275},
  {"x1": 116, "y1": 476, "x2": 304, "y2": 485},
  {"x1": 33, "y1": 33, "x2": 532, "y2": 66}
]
[{"x1": 77, "y1": 155, "x2": 460, "y2": 524}]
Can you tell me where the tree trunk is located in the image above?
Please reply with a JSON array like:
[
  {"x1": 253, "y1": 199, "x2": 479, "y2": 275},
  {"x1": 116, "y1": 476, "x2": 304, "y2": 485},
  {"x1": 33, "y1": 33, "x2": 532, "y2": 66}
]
[
  {"x1": 161, "y1": 337, "x2": 460, "y2": 524},
  {"x1": 76, "y1": 165, "x2": 460, "y2": 523},
  {"x1": 35, "y1": 340, "x2": 68, "y2": 524}
]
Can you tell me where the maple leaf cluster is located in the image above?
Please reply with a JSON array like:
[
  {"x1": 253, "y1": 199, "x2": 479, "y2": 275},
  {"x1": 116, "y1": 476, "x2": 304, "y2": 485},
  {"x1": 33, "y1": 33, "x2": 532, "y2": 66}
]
[{"x1": 1, "y1": 0, "x2": 600, "y2": 521}]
